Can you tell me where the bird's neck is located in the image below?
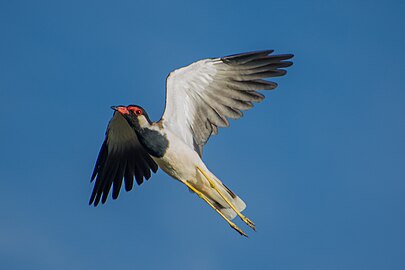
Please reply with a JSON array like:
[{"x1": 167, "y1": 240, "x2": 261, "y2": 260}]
[
  {"x1": 129, "y1": 118, "x2": 169, "y2": 158},
  {"x1": 129, "y1": 115, "x2": 153, "y2": 133}
]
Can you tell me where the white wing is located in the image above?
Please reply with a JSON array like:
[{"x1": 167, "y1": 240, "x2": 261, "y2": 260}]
[{"x1": 160, "y1": 50, "x2": 293, "y2": 156}]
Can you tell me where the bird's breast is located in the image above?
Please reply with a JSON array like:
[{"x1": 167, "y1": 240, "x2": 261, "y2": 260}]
[
  {"x1": 151, "y1": 130, "x2": 203, "y2": 182},
  {"x1": 137, "y1": 128, "x2": 169, "y2": 158}
]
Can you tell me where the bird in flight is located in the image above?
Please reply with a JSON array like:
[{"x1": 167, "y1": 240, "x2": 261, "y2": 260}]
[{"x1": 90, "y1": 50, "x2": 293, "y2": 237}]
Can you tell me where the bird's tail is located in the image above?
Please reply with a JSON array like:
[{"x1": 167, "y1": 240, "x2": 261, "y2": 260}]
[
  {"x1": 199, "y1": 170, "x2": 246, "y2": 220},
  {"x1": 215, "y1": 183, "x2": 246, "y2": 220}
]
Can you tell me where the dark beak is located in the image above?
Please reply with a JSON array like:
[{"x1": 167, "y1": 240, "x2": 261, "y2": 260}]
[{"x1": 111, "y1": 106, "x2": 118, "y2": 111}]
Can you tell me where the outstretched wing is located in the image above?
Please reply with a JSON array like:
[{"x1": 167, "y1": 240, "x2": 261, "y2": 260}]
[
  {"x1": 90, "y1": 112, "x2": 158, "y2": 206},
  {"x1": 161, "y1": 50, "x2": 293, "y2": 156}
]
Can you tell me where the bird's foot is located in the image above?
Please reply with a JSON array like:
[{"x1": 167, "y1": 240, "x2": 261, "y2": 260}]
[
  {"x1": 242, "y1": 216, "x2": 256, "y2": 231},
  {"x1": 230, "y1": 223, "x2": 248, "y2": 237}
]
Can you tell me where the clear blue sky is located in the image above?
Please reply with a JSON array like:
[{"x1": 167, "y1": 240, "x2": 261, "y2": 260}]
[{"x1": 1, "y1": 0, "x2": 404, "y2": 269}]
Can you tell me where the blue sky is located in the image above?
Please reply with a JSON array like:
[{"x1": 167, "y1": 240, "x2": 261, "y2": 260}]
[{"x1": 1, "y1": 0, "x2": 404, "y2": 269}]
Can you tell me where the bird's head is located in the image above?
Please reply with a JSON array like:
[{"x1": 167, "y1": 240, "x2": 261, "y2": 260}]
[{"x1": 111, "y1": 105, "x2": 152, "y2": 130}]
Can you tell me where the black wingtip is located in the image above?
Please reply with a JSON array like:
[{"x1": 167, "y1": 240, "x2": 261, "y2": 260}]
[
  {"x1": 89, "y1": 188, "x2": 97, "y2": 206},
  {"x1": 89, "y1": 197, "x2": 96, "y2": 206},
  {"x1": 224, "y1": 49, "x2": 274, "y2": 59},
  {"x1": 222, "y1": 50, "x2": 294, "y2": 66},
  {"x1": 283, "y1": 53, "x2": 294, "y2": 58}
]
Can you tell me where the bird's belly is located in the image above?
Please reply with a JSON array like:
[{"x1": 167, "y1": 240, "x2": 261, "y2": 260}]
[{"x1": 151, "y1": 135, "x2": 203, "y2": 183}]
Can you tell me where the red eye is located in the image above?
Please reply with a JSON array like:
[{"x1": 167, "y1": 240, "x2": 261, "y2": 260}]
[{"x1": 127, "y1": 106, "x2": 143, "y2": 116}]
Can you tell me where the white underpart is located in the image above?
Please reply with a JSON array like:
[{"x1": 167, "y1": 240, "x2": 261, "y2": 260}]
[
  {"x1": 137, "y1": 115, "x2": 150, "y2": 128},
  {"x1": 153, "y1": 127, "x2": 246, "y2": 220}
]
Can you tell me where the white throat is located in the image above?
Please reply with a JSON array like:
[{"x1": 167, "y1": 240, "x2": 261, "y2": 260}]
[{"x1": 138, "y1": 115, "x2": 150, "y2": 128}]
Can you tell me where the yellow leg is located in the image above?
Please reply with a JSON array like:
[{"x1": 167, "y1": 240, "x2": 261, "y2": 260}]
[
  {"x1": 182, "y1": 180, "x2": 248, "y2": 237},
  {"x1": 197, "y1": 166, "x2": 256, "y2": 231}
]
